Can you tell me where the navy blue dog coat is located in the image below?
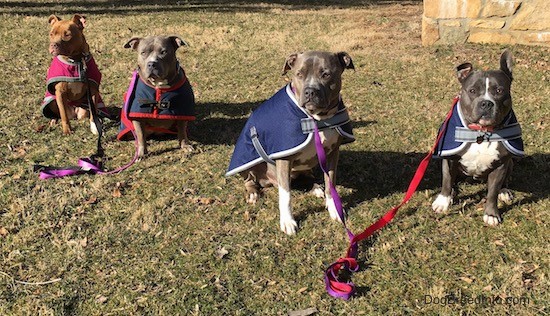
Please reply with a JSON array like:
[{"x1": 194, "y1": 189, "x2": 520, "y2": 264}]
[
  {"x1": 118, "y1": 67, "x2": 195, "y2": 140},
  {"x1": 434, "y1": 99, "x2": 524, "y2": 158},
  {"x1": 226, "y1": 84, "x2": 354, "y2": 176}
]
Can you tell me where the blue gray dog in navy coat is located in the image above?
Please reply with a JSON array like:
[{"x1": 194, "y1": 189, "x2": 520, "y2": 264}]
[
  {"x1": 432, "y1": 50, "x2": 524, "y2": 226},
  {"x1": 227, "y1": 51, "x2": 355, "y2": 235},
  {"x1": 119, "y1": 36, "x2": 195, "y2": 158}
]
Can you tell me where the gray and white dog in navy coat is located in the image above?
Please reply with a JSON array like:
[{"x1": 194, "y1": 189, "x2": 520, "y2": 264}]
[
  {"x1": 432, "y1": 49, "x2": 524, "y2": 226},
  {"x1": 227, "y1": 51, "x2": 355, "y2": 235}
]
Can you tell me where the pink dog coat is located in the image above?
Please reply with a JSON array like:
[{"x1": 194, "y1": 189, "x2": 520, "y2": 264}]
[{"x1": 41, "y1": 55, "x2": 110, "y2": 118}]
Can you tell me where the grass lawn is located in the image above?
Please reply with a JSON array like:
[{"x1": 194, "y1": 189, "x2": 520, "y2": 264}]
[{"x1": 0, "y1": 0, "x2": 548, "y2": 315}]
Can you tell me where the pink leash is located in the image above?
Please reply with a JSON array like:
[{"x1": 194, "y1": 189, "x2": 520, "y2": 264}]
[
  {"x1": 38, "y1": 71, "x2": 140, "y2": 179},
  {"x1": 318, "y1": 97, "x2": 458, "y2": 300}
]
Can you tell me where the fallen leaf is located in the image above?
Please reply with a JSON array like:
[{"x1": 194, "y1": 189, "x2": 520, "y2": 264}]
[
  {"x1": 112, "y1": 187, "x2": 122, "y2": 198},
  {"x1": 79, "y1": 237, "x2": 87, "y2": 247},
  {"x1": 459, "y1": 276, "x2": 474, "y2": 284},
  {"x1": 494, "y1": 240, "x2": 505, "y2": 247},
  {"x1": 297, "y1": 287, "x2": 308, "y2": 294},
  {"x1": 483, "y1": 285, "x2": 493, "y2": 291},
  {"x1": 35, "y1": 124, "x2": 46, "y2": 133},
  {"x1": 288, "y1": 307, "x2": 318, "y2": 316},
  {"x1": 96, "y1": 295, "x2": 108, "y2": 303},
  {"x1": 199, "y1": 197, "x2": 214, "y2": 205},
  {"x1": 84, "y1": 196, "x2": 98, "y2": 205},
  {"x1": 216, "y1": 246, "x2": 229, "y2": 259},
  {"x1": 0, "y1": 227, "x2": 8, "y2": 236}
]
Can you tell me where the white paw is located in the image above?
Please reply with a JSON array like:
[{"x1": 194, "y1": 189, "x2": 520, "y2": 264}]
[
  {"x1": 280, "y1": 217, "x2": 298, "y2": 235},
  {"x1": 311, "y1": 184, "x2": 325, "y2": 198},
  {"x1": 180, "y1": 143, "x2": 194, "y2": 153},
  {"x1": 483, "y1": 214, "x2": 502, "y2": 226},
  {"x1": 90, "y1": 121, "x2": 98, "y2": 135},
  {"x1": 247, "y1": 192, "x2": 259, "y2": 204},
  {"x1": 432, "y1": 194, "x2": 452, "y2": 213},
  {"x1": 326, "y1": 196, "x2": 342, "y2": 222},
  {"x1": 498, "y1": 189, "x2": 514, "y2": 204}
]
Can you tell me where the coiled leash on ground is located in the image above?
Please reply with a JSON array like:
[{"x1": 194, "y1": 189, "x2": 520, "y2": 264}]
[
  {"x1": 36, "y1": 69, "x2": 140, "y2": 179},
  {"x1": 321, "y1": 97, "x2": 458, "y2": 300}
]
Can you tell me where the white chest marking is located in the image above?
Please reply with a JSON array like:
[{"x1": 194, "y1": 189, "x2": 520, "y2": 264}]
[
  {"x1": 459, "y1": 142, "x2": 500, "y2": 176},
  {"x1": 292, "y1": 128, "x2": 340, "y2": 171}
]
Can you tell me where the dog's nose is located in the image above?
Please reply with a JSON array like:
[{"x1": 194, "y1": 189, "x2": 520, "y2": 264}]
[
  {"x1": 146, "y1": 61, "x2": 158, "y2": 71},
  {"x1": 479, "y1": 100, "x2": 494, "y2": 110},
  {"x1": 303, "y1": 87, "x2": 317, "y2": 100}
]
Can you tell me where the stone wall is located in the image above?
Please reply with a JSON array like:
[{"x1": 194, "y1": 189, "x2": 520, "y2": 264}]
[{"x1": 422, "y1": 0, "x2": 550, "y2": 46}]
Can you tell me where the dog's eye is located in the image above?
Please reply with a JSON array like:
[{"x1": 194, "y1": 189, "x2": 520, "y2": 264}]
[
  {"x1": 468, "y1": 88, "x2": 476, "y2": 94},
  {"x1": 295, "y1": 72, "x2": 303, "y2": 78},
  {"x1": 322, "y1": 72, "x2": 331, "y2": 79},
  {"x1": 160, "y1": 49, "x2": 167, "y2": 55},
  {"x1": 496, "y1": 87, "x2": 503, "y2": 94}
]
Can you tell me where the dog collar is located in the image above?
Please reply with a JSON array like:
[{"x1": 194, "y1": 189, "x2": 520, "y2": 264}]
[{"x1": 433, "y1": 98, "x2": 524, "y2": 157}]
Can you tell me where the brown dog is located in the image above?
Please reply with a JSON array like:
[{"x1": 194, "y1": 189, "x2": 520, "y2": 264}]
[
  {"x1": 41, "y1": 14, "x2": 104, "y2": 135},
  {"x1": 226, "y1": 51, "x2": 355, "y2": 235}
]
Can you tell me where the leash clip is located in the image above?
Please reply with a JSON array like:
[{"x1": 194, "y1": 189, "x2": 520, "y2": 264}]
[{"x1": 476, "y1": 131, "x2": 492, "y2": 144}]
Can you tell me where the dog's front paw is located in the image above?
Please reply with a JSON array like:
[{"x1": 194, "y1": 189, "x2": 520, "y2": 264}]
[
  {"x1": 280, "y1": 217, "x2": 298, "y2": 235},
  {"x1": 180, "y1": 143, "x2": 194, "y2": 153},
  {"x1": 62, "y1": 123, "x2": 73, "y2": 135},
  {"x1": 498, "y1": 189, "x2": 514, "y2": 204},
  {"x1": 246, "y1": 192, "x2": 259, "y2": 204},
  {"x1": 90, "y1": 121, "x2": 99, "y2": 135},
  {"x1": 483, "y1": 214, "x2": 502, "y2": 226},
  {"x1": 432, "y1": 194, "x2": 452, "y2": 213},
  {"x1": 310, "y1": 183, "x2": 325, "y2": 198},
  {"x1": 326, "y1": 196, "x2": 342, "y2": 222}
]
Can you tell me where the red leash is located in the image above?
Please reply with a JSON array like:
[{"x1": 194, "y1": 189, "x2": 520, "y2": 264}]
[{"x1": 325, "y1": 96, "x2": 459, "y2": 299}]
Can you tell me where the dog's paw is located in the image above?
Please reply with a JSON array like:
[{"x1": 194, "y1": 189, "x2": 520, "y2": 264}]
[
  {"x1": 498, "y1": 189, "x2": 514, "y2": 204},
  {"x1": 246, "y1": 192, "x2": 259, "y2": 204},
  {"x1": 280, "y1": 217, "x2": 298, "y2": 235},
  {"x1": 432, "y1": 194, "x2": 452, "y2": 213},
  {"x1": 180, "y1": 143, "x2": 194, "y2": 153},
  {"x1": 90, "y1": 121, "x2": 99, "y2": 135},
  {"x1": 326, "y1": 196, "x2": 343, "y2": 222},
  {"x1": 483, "y1": 214, "x2": 502, "y2": 226},
  {"x1": 310, "y1": 184, "x2": 325, "y2": 198}
]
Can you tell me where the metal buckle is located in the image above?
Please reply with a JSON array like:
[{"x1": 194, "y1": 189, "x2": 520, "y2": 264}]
[
  {"x1": 158, "y1": 100, "x2": 170, "y2": 109},
  {"x1": 476, "y1": 131, "x2": 492, "y2": 144}
]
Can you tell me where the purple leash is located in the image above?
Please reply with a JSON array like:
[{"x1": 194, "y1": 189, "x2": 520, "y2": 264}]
[
  {"x1": 312, "y1": 124, "x2": 359, "y2": 299},
  {"x1": 37, "y1": 71, "x2": 140, "y2": 179}
]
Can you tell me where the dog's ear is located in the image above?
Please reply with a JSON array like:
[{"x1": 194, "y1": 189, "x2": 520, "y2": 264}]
[
  {"x1": 72, "y1": 14, "x2": 86, "y2": 30},
  {"x1": 48, "y1": 15, "x2": 60, "y2": 25},
  {"x1": 282, "y1": 53, "x2": 298, "y2": 75},
  {"x1": 169, "y1": 36, "x2": 189, "y2": 50},
  {"x1": 500, "y1": 49, "x2": 513, "y2": 81},
  {"x1": 337, "y1": 52, "x2": 355, "y2": 71},
  {"x1": 456, "y1": 63, "x2": 473, "y2": 82},
  {"x1": 124, "y1": 37, "x2": 142, "y2": 50}
]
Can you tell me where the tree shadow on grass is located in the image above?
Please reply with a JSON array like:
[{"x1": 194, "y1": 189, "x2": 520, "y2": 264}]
[{"x1": 5, "y1": 0, "x2": 422, "y2": 16}]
